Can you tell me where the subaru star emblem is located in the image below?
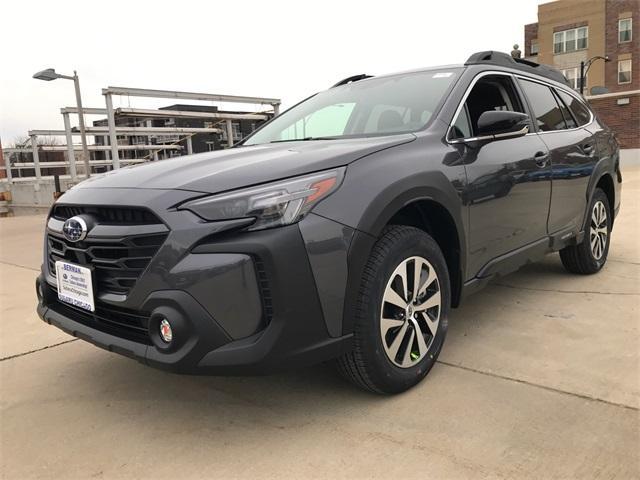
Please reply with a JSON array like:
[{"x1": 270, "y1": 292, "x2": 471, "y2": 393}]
[{"x1": 62, "y1": 216, "x2": 88, "y2": 242}]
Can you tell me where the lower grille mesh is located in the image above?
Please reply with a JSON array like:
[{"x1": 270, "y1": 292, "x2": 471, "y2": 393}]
[{"x1": 49, "y1": 295, "x2": 152, "y2": 345}]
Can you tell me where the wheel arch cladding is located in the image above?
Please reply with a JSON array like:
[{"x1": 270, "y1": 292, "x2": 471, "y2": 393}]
[
  {"x1": 341, "y1": 192, "x2": 465, "y2": 336},
  {"x1": 351, "y1": 173, "x2": 467, "y2": 279},
  {"x1": 596, "y1": 173, "x2": 615, "y2": 225},
  {"x1": 387, "y1": 199, "x2": 463, "y2": 308}
]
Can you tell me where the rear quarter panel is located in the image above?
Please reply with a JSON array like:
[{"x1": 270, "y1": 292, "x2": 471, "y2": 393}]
[{"x1": 585, "y1": 118, "x2": 622, "y2": 226}]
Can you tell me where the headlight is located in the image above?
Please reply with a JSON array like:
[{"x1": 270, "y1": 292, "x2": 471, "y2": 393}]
[{"x1": 180, "y1": 167, "x2": 345, "y2": 230}]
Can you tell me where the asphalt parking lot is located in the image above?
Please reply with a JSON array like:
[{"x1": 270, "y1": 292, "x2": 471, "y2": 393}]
[{"x1": 1, "y1": 166, "x2": 638, "y2": 479}]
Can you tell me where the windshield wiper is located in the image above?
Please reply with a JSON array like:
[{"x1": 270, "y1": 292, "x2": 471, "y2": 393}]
[{"x1": 269, "y1": 137, "x2": 337, "y2": 144}]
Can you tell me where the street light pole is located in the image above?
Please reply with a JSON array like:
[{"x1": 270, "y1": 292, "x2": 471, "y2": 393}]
[
  {"x1": 71, "y1": 72, "x2": 91, "y2": 178},
  {"x1": 579, "y1": 55, "x2": 610, "y2": 95},
  {"x1": 33, "y1": 68, "x2": 91, "y2": 178}
]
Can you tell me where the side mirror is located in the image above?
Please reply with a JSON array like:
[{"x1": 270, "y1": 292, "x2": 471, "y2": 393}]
[{"x1": 477, "y1": 111, "x2": 530, "y2": 139}]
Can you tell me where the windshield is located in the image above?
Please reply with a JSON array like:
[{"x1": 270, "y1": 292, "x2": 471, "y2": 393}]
[{"x1": 244, "y1": 68, "x2": 462, "y2": 145}]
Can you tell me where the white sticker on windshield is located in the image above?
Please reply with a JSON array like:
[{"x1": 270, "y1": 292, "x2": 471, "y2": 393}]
[{"x1": 433, "y1": 72, "x2": 453, "y2": 78}]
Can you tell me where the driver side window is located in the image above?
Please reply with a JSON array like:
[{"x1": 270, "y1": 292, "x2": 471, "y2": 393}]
[{"x1": 451, "y1": 74, "x2": 526, "y2": 139}]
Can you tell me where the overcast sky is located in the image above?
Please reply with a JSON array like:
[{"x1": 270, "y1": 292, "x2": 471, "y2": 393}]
[{"x1": 0, "y1": 0, "x2": 544, "y2": 145}]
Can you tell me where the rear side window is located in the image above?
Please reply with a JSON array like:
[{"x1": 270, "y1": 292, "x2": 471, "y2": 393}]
[
  {"x1": 519, "y1": 79, "x2": 566, "y2": 131},
  {"x1": 552, "y1": 90, "x2": 577, "y2": 129},
  {"x1": 556, "y1": 90, "x2": 592, "y2": 126}
]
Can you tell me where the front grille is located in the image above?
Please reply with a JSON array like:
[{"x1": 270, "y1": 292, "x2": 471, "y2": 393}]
[
  {"x1": 48, "y1": 232, "x2": 168, "y2": 296},
  {"x1": 49, "y1": 295, "x2": 151, "y2": 345},
  {"x1": 52, "y1": 205, "x2": 161, "y2": 225}
]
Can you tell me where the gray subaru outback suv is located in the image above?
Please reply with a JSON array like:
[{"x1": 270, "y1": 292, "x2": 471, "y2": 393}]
[{"x1": 37, "y1": 51, "x2": 621, "y2": 393}]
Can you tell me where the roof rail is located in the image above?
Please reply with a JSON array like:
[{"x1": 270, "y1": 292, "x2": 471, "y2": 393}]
[
  {"x1": 331, "y1": 74, "x2": 373, "y2": 88},
  {"x1": 465, "y1": 51, "x2": 570, "y2": 86}
]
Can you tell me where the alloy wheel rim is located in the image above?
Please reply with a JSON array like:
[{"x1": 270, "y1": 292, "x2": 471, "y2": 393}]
[
  {"x1": 589, "y1": 200, "x2": 608, "y2": 260},
  {"x1": 380, "y1": 256, "x2": 441, "y2": 368}
]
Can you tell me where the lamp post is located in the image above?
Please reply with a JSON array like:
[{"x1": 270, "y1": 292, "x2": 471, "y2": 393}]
[
  {"x1": 579, "y1": 56, "x2": 610, "y2": 95},
  {"x1": 33, "y1": 68, "x2": 91, "y2": 178}
]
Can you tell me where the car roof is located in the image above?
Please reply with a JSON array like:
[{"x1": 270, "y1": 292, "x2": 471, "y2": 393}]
[
  {"x1": 332, "y1": 51, "x2": 571, "y2": 92},
  {"x1": 330, "y1": 64, "x2": 464, "y2": 88}
]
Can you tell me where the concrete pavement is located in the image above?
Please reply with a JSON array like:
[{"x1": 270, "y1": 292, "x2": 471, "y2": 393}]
[{"x1": 1, "y1": 167, "x2": 639, "y2": 479}]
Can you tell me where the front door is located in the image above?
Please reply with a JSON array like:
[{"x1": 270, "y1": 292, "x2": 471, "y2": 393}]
[{"x1": 451, "y1": 73, "x2": 552, "y2": 278}]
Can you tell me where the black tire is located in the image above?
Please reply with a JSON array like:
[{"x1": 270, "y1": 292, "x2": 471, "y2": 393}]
[
  {"x1": 560, "y1": 188, "x2": 611, "y2": 275},
  {"x1": 337, "y1": 225, "x2": 450, "y2": 394}
]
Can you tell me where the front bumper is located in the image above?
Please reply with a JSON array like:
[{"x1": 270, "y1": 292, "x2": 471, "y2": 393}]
[
  {"x1": 37, "y1": 187, "x2": 354, "y2": 374},
  {"x1": 37, "y1": 277, "x2": 351, "y2": 374}
]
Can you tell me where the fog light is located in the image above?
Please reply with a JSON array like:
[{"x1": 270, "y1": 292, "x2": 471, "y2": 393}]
[{"x1": 159, "y1": 318, "x2": 173, "y2": 343}]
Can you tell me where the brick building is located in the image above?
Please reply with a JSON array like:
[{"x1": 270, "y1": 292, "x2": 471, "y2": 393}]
[{"x1": 524, "y1": 0, "x2": 639, "y2": 148}]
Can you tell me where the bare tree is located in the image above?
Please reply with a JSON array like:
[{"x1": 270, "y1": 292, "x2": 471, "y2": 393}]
[
  {"x1": 37, "y1": 136, "x2": 61, "y2": 146},
  {"x1": 7, "y1": 135, "x2": 66, "y2": 178},
  {"x1": 10, "y1": 135, "x2": 62, "y2": 148},
  {"x1": 11, "y1": 136, "x2": 30, "y2": 148}
]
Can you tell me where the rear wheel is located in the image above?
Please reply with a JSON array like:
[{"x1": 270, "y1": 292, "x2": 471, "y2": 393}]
[
  {"x1": 560, "y1": 188, "x2": 611, "y2": 274},
  {"x1": 337, "y1": 225, "x2": 450, "y2": 394}
]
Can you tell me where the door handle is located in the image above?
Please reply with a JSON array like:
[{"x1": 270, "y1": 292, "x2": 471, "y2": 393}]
[
  {"x1": 581, "y1": 143, "x2": 594, "y2": 155},
  {"x1": 534, "y1": 151, "x2": 549, "y2": 168}
]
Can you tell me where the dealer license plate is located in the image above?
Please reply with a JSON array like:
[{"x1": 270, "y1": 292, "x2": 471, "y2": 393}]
[{"x1": 55, "y1": 261, "x2": 95, "y2": 312}]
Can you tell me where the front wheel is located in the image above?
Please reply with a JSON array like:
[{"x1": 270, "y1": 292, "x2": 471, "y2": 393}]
[
  {"x1": 560, "y1": 188, "x2": 611, "y2": 274},
  {"x1": 337, "y1": 226, "x2": 450, "y2": 394}
]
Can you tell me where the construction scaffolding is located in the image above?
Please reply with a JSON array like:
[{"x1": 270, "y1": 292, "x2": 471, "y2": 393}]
[
  {"x1": 2, "y1": 86, "x2": 281, "y2": 184},
  {"x1": 102, "y1": 86, "x2": 280, "y2": 168}
]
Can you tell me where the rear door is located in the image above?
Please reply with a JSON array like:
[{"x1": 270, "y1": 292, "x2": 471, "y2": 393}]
[
  {"x1": 451, "y1": 73, "x2": 552, "y2": 278},
  {"x1": 517, "y1": 79, "x2": 597, "y2": 234},
  {"x1": 551, "y1": 88, "x2": 599, "y2": 232}
]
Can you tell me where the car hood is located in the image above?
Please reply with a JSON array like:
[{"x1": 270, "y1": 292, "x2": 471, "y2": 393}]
[{"x1": 75, "y1": 134, "x2": 415, "y2": 194}]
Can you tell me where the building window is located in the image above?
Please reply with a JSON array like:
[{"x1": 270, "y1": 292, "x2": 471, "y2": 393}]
[
  {"x1": 554, "y1": 27, "x2": 588, "y2": 54},
  {"x1": 562, "y1": 68, "x2": 576, "y2": 89},
  {"x1": 619, "y1": 18, "x2": 632, "y2": 43},
  {"x1": 530, "y1": 41, "x2": 539, "y2": 56},
  {"x1": 232, "y1": 123, "x2": 242, "y2": 140},
  {"x1": 561, "y1": 68, "x2": 585, "y2": 91},
  {"x1": 577, "y1": 27, "x2": 588, "y2": 49},
  {"x1": 565, "y1": 29, "x2": 576, "y2": 52},
  {"x1": 618, "y1": 59, "x2": 632, "y2": 84},
  {"x1": 554, "y1": 32, "x2": 564, "y2": 54}
]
